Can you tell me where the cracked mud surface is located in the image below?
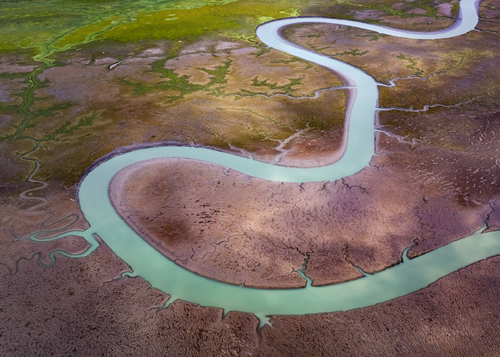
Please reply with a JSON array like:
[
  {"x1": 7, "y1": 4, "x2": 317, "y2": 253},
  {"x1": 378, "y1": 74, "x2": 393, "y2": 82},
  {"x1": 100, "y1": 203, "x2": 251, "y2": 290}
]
[
  {"x1": 2, "y1": 237, "x2": 500, "y2": 356},
  {"x1": 110, "y1": 112, "x2": 500, "y2": 287}
]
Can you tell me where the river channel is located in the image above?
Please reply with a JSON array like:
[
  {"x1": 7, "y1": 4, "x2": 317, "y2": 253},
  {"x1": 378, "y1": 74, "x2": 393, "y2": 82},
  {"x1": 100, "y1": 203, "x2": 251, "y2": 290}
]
[{"x1": 38, "y1": 0, "x2": 499, "y2": 325}]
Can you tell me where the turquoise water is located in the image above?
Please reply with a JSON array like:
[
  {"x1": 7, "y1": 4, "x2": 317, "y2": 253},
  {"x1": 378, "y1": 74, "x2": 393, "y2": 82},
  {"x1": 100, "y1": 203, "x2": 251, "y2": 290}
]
[
  {"x1": 77, "y1": 147, "x2": 500, "y2": 325},
  {"x1": 35, "y1": 0, "x2": 499, "y2": 325}
]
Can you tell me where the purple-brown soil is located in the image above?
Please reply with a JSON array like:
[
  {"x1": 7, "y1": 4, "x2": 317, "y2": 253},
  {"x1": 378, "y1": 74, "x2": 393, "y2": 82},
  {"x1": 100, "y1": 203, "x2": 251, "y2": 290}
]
[
  {"x1": 1, "y1": 237, "x2": 500, "y2": 356},
  {"x1": 109, "y1": 116, "x2": 498, "y2": 287}
]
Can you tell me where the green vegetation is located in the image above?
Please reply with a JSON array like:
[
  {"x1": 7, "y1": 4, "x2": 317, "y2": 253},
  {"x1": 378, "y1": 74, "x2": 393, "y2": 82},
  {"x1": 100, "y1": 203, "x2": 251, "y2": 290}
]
[
  {"x1": 214, "y1": 76, "x2": 303, "y2": 99},
  {"x1": 52, "y1": 17, "x2": 121, "y2": 49},
  {"x1": 121, "y1": 55, "x2": 308, "y2": 104},
  {"x1": 355, "y1": 33, "x2": 388, "y2": 41},
  {"x1": 251, "y1": 76, "x2": 302, "y2": 92},
  {"x1": 13, "y1": 70, "x2": 50, "y2": 138},
  {"x1": 0, "y1": 0, "x2": 303, "y2": 55},
  {"x1": 0, "y1": 72, "x2": 31, "y2": 80},
  {"x1": 120, "y1": 57, "x2": 234, "y2": 103},
  {"x1": 99, "y1": 2, "x2": 298, "y2": 43},
  {"x1": 0, "y1": 0, "x2": 302, "y2": 144},
  {"x1": 250, "y1": 47, "x2": 271, "y2": 57},
  {"x1": 397, "y1": 53, "x2": 423, "y2": 75},
  {"x1": 199, "y1": 60, "x2": 233, "y2": 87},
  {"x1": 33, "y1": 103, "x2": 74, "y2": 119},
  {"x1": 0, "y1": 105, "x2": 21, "y2": 114},
  {"x1": 0, "y1": 0, "x2": 231, "y2": 53},
  {"x1": 42, "y1": 111, "x2": 100, "y2": 141},
  {"x1": 269, "y1": 57, "x2": 313, "y2": 69},
  {"x1": 332, "y1": 49, "x2": 369, "y2": 57}
]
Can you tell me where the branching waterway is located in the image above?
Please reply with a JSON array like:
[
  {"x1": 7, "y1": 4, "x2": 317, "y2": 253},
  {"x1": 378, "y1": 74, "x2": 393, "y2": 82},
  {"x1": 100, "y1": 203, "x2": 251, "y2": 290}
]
[{"x1": 31, "y1": 0, "x2": 500, "y2": 326}]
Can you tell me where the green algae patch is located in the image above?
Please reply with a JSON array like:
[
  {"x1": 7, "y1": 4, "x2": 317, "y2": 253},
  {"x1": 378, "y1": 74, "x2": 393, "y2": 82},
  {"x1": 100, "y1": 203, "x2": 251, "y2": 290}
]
[
  {"x1": 33, "y1": 102, "x2": 74, "y2": 121},
  {"x1": 120, "y1": 56, "x2": 234, "y2": 103},
  {"x1": 42, "y1": 111, "x2": 100, "y2": 141},
  {"x1": 0, "y1": 0, "x2": 456, "y2": 56},
  {"x1": 226, "y1": 76, "x2": 303, "y2": 98},
  {"x1": 99, "y1": 1, "x2": 299, "y2": 43},
  {"x1": 120, "y1": 56, "x2": 205, "y2": 102},
  {"x1": 333, "y1": 49, "x2": 369, "y2": 57},
  {"x1": 199, "y1": 60, "x2": 233, "y2": 87},
  {"x1": 1, "y1": 4, "x2": 83, "y2": 53},
  {"x1": 119, "y1": 71, "x2": 204, "y2": 102},
  {"x1": 53, "y1": 17, "x2": 122, "y2": 49},
  {"x1": 0, "y1": 0, "x2": 241, "y2": 54}
]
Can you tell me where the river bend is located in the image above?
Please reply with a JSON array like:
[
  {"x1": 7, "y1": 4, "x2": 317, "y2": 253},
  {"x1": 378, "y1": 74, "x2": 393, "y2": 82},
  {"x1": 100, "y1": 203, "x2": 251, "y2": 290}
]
[{"x1": 65, "y1": 0, "x2": 500, "y2": 324}]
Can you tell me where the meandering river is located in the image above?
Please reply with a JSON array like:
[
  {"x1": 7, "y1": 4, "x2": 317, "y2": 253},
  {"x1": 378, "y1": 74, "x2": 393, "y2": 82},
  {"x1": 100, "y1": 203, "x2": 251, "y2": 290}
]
[{"x1": 37, "y1": 0, "x2": 500, "y2": 325}]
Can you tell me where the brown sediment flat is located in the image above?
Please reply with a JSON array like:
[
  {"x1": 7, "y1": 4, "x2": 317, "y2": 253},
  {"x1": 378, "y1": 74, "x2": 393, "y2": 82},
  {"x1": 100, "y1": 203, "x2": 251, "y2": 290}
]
[
  {"x1": 109, "y1": 158, "x2": 334, "y2": 289},
  {"x1": 108, "y1": 151, "x2": 473, "y2": 288},
  {"x1": 110, "y1": 104, "x2": 500, "y2": 287},
  {"x1": 2, "y1": 234, "x2": 500, "y2": 356},
  {"x1": 261, "y1": 254, "x2": 500, "y2": 356},
  {"x1": 477, "y1": 0, "x2": 500, "y2": 32},
  {"x1": 283, "y1": 20, "x2": 500, "y2": 99},
  {"x1": 374, "y1": 115, "x2": 500, "y2": 260},
  {"x1": 275, "y1": 130, "x2": 346, "y2": 168}
]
